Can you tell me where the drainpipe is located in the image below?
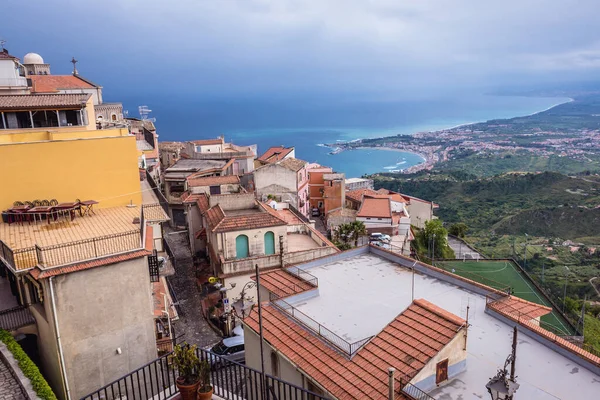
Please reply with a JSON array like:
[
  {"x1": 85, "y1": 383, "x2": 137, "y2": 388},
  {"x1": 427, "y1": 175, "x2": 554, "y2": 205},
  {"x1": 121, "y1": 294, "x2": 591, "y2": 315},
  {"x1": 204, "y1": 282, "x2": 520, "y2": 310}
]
[
  {"x1": 49, "y1": 277, "x2": 71, "y2": 400},
  {"x1": 388, "y1": 367, "x2": 395, "y2": 400}
]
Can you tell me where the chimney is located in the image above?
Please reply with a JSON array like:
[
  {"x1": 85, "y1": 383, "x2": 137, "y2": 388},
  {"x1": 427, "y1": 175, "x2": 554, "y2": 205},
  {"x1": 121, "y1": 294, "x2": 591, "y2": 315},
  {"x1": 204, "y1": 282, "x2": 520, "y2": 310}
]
[{"x1": 388, "y1": 367, "x2": 395, "y2": 400}]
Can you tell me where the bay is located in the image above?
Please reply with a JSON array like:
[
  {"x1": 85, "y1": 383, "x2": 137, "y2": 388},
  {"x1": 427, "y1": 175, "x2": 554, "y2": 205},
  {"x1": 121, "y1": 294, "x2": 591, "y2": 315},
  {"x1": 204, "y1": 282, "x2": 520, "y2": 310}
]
[{"x1": 118, "y1": 93, "x2": 570, "y2": 178}]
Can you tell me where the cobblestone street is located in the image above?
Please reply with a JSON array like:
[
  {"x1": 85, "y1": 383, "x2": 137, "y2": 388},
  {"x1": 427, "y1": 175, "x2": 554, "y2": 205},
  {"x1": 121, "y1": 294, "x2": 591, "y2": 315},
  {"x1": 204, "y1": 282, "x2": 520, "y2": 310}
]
[
  {"x1": 163, "y1": 227, "x2": 221, "y2": 348},
  {"x1": 0, "y1": 359, "x2": 25, "y2": 400}
]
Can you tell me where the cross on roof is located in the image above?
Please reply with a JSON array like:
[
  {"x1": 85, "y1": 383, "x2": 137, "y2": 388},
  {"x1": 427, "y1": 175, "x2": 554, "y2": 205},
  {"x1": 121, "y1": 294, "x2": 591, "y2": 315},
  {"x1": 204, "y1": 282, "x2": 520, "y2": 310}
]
[{"x1": 71, "y1": 56, "x2": 78, "y2": 75}]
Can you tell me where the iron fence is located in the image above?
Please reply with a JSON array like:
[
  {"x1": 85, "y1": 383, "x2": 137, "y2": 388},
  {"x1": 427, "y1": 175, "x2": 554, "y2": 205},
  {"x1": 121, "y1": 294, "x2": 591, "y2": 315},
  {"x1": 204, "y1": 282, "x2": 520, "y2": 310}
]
[
  {"x1": 35, "y1": 230, "x2": 141, "y2": 268},
  {"x1": 0, "y1": 306, "x2": 35, "y2": 331},
  {"x1": 271, "y1": 297, "x2": 373, "y2": 358},
  {"x1": 285, "y1": 267, "x2": 318, "y2": 288},
  {"x1": 81, "y1": 347, "x2": 328, "y2": 400}
]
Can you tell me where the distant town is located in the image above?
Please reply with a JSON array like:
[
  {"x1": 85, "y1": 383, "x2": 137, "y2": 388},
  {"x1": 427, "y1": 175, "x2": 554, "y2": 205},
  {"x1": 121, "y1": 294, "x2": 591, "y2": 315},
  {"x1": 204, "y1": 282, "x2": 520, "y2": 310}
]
[{"x1": 0, "y1": 47, "x2": 599, "y2": 400}]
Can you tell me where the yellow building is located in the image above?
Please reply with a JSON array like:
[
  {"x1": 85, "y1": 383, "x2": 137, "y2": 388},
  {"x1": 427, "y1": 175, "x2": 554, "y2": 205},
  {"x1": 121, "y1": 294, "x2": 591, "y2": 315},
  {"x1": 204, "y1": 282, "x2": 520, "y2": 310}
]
[{"x1": 0, "y1": 93, "x2": 142, "y2": 211}]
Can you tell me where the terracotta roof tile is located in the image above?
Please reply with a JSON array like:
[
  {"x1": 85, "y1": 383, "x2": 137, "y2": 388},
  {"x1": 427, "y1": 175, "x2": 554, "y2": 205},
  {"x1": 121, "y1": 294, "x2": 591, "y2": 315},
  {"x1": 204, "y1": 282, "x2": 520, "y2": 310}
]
[
  {"x1": 30, "y1": 250, "x2": 150, "y2": 279},
  {"x1": 190, "y1": 138, "x2": 223, "y2": 145},
  {"x1": 487, "y1": 295, "x2": 552, "y2": 320},
  {"x1": 187, "y1": 175, "x2": 240, "y2": 187},
  {"x1": 196, "y1": 194, "x2": 210, "y2": 214},
  {"x1": 205, "y1": 205, "x2": 226, "y2": 231},
  {"x1": 0, "y1": 93, "x2": 91, "y2": 110},
  {"x1": 357, "y1": 198, "x2": 392, "y2": 218},
  {"x1": 258, "y1": 146, "x2": 294, "y2": 163},
  {"x1": 29, "y1": 75, "x2": 95, "y2": 93},
  {"x1": 214, "y1": 212, "x2": 287, "y2": 233},
  {"x1": 0, "y1": 50, "x2": 18, "y2": 60},
  {"x1": 253, "y1": 269, "x2": 317, "y2": 298},
  {"x1": 245, "y1": 299, "x2": 463, "y2": 400},
  {"x1": 279, "y1": 157, "x2": 307, "y2": 172}
]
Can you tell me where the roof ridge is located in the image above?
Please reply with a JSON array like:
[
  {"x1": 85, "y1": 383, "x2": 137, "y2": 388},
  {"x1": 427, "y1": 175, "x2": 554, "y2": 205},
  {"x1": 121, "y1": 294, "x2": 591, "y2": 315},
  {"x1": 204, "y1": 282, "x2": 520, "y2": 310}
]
[
  {"x1": 498, "y1": 295, "x2": 553, "y2": 312},
  {"x1": 413, "y1": 298, "x2": 466, "y2": 326}
]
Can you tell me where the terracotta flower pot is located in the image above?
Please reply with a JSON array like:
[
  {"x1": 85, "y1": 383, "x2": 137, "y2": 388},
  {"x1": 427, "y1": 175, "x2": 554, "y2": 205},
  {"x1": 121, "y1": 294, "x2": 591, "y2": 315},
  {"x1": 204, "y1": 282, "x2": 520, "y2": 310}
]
[
  {"x1": 197, "y1": 385, "x2": 214, "y2": 400},
  {"x1": 176, "y1": 377, "x2": 200, "y2": 400}
]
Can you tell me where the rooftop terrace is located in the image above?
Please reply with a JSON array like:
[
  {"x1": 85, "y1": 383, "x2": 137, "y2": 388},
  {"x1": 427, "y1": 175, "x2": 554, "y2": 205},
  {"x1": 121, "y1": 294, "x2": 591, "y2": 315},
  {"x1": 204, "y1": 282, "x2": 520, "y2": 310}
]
[
  {"x1": 0, "y1": 203, "x2": 166, "y2": 272},
  {"x1": 271, "y1": 248, "x2": 600, "y2": 399}
]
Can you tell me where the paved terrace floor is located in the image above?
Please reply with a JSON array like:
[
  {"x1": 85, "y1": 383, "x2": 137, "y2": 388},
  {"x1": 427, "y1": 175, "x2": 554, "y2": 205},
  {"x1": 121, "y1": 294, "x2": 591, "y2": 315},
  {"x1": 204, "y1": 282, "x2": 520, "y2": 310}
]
[
  {"x1": 287, "y1": 233, "x2": 321, "y2": 252},
  {"x1": 0, "y1": 205, "x2": 142, "y2": 250}
]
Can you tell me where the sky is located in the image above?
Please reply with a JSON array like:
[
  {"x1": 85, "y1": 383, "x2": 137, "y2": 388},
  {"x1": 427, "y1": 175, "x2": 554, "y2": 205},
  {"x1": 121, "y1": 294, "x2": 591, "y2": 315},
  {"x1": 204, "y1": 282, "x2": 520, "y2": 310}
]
[{"x1": 2, "y1": 0, "x2": 600, "y2": 101}]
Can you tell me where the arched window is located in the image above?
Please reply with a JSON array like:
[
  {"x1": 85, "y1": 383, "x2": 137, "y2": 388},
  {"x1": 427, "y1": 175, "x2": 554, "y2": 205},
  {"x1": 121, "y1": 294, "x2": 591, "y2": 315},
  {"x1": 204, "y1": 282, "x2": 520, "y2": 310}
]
[
  {"x1": 264, "y1": 231, "x2": 275, "y2": 255},
  {"x1": 235, "y1": 235, "x2": 249, "y2": 259},
  {"x1": 111, "y1": 113, "x2": 117, "y2": 121},
  {"x1": 270, "y1": 351, "x2": 279, "y2": 378}
]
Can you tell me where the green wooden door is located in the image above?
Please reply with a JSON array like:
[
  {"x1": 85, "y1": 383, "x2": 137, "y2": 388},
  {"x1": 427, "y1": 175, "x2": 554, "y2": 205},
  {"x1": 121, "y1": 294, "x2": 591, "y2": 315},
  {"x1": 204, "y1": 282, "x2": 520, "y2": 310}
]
[
  {"x1": 264, "y1": 231, "x2": 275, "y2": 255},
  {"x1": 235, "y1": 235, "x2": 249, "y2": 259}
]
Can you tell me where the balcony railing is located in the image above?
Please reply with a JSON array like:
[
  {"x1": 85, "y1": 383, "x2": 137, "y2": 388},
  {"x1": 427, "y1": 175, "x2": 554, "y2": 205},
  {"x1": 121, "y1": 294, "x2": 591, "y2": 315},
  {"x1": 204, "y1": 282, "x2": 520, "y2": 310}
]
[
  {"x1": 271, "y1": 296, "x2": 373, "y2": 358},
  {"x1": 0, "y1": 230, "x2": 142, "y2": 272},
  {"x1": 0, "y1": 306, "x2": 35, "y2": 331},
  {"x1": 285, "y1": 267, "x2": 318, "y2": 288},
  {"x1": 80, "y1": 347, "x2": 328, "y2": 400}
]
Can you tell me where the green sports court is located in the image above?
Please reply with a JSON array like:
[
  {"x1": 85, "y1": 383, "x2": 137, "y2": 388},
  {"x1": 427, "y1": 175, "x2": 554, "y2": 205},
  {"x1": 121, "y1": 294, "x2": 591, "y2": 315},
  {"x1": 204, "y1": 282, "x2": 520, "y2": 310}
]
[{"x1": 435, "y1": 259, "x2": 576, "y2": 335}]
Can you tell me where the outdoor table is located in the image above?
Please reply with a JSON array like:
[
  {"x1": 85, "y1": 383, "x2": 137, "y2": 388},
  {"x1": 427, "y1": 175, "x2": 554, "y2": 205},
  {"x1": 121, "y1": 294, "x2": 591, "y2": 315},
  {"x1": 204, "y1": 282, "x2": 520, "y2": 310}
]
[
  {"x1": 78, "y1": 200, "x2": 99, "y2": 217},
  {"x1": 54, "y1": 202, "x2": 79, "y2": 222},
  {"x1": 8, "y1": 205, "x2": 31, "y2": 224},
  {"x1": 27, "y1": 206, "x2": 54, "y2": 224}
]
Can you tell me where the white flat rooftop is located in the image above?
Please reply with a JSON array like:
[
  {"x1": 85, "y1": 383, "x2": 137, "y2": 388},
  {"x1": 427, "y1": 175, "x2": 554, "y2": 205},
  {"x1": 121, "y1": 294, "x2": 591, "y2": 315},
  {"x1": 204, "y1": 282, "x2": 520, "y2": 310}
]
[{"x1": 288, "y1": 252, "x2": 599, "y2": 400}]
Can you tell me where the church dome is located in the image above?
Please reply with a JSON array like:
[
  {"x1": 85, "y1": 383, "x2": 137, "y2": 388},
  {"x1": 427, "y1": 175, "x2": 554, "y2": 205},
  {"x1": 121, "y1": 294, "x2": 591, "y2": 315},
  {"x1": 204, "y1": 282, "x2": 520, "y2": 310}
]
[{"x1": 23, "y1": 53, "x2": 44, "y2": 65}]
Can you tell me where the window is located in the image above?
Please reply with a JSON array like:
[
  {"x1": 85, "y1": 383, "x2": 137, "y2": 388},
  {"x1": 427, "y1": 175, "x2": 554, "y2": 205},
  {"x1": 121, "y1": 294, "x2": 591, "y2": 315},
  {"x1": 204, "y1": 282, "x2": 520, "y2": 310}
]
[
  {"x1": 270, "y1": 351, "x2": 280, "y2": 377},
  {"x1": 111, "y1": 113, "x2": 117, "y2": 121},
  {"x1": 436, "y1": 359, "x2": 449, "y2": 384},
  {"x1": 14, "y1": 112, "x2": 32, "y2": 128},
  {"x1": 235, "y1": 235, "x2": 249, "y2": 258},
  {"x1": 318, "y1": 201, "x2": 323, "y2": 208},
  {"x1": 264, "y1": 231, "x2": 275, "y2": 255}
]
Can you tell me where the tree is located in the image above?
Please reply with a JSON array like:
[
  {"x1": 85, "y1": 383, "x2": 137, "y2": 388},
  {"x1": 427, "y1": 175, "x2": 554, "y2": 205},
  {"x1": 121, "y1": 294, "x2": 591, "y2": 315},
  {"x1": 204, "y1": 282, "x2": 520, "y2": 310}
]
[
  {"x1": 415, "y1": 219, "x2": 455, "y2": 260},
  {"x1": 448, "y1": 223, "x2": 468, "y2": 238},
  {"x1": 349, "y1": 221, "x2": 367, "y2": 247}
]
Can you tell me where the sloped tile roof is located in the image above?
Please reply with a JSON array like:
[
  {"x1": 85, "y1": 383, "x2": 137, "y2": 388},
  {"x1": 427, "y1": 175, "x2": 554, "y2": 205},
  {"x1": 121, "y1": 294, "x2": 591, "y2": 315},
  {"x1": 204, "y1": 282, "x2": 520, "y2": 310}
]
[
  {"x1": 205, "y1": 205, "x2": 226, "y2": 231},
  {"x1": 0, "y1": 93, "x2": 91, "y2": 110},
  {"x1": 187, "y1": 175, "x2": 240, "y2": 187},
  {"x1": 258, "y1": 146, "x2": 294, "y2": 163},
  {"x1": 29, "y1": 75, "x2": 95, "y2": 93},
  {"x1": 196, "y1": 194, "x2": 210, "y2": 214},
  {"x1": 487, "y1": 295, "x2": 552, "y2": 320},
  {"x1": 0, "y1": 50, "x2": 18, "y2": 60},
  {"x1": 190, "y1": 138, "x2": 223, "y2": 145},
  {"x1": 279, "y1": 157, "x2": 307, "y2": 172},
  {"x1": 357, "y1": 197, "x2": 392, "y2": 218},
  {"x1": 245, "y1": 299, "x2": 464, "y2": 400},
  {"x1": 252, "y1": 269, "x2": 317, "y2": 298},
  {"x1": 214, "y1": 212, "x2": 287, "y2": 233}
]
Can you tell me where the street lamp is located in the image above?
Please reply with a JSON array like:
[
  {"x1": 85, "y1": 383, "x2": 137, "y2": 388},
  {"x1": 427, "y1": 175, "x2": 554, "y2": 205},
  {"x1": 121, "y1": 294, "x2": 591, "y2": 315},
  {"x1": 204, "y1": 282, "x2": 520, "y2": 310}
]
[
  {"x1": 486, "y1": 327, "x2": 520, "y2": 400},
  {"x1": 231, "y1": 281, "x2": 256, "y2": 319}
]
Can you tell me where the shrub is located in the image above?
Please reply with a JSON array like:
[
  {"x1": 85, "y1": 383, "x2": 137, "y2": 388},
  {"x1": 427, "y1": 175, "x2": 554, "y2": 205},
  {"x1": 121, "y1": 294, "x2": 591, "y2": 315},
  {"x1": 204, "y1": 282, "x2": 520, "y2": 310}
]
[{"x1": 0, "y1": 330, "x2": 57, "y2": 400}]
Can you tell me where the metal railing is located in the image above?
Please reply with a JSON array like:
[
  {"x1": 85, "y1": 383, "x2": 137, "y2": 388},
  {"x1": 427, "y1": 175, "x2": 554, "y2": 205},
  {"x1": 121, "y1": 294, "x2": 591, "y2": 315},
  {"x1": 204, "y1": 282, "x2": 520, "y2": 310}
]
[
  {"x1": 400, "y1": 379, "x2": 436, "y2": 400},
  {"x1": 271, "y1": 297, "x2": 373, "y2": 358},
  {"x1": 285, "y1": 267, "x2": 318, "y2": 288},
  {"x1": 0, "y1": 306, "x2": 35, "y2": 331},
  {"x1": 35, "y1": 230, "x2": 141, "y2": 268},
  {"x1": 146, "y1": 170, "x2": 169, "y2": 215},
  {"x1": 81, "y1": 347, "x2": 328, "y2": 400}
]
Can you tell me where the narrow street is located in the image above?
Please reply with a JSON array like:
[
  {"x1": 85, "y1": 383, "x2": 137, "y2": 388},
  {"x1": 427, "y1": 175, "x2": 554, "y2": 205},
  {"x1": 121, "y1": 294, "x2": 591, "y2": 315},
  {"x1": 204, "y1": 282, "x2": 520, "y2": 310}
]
[{"x1": 163, "y1": 227, "x2": 221, "y2": 348}]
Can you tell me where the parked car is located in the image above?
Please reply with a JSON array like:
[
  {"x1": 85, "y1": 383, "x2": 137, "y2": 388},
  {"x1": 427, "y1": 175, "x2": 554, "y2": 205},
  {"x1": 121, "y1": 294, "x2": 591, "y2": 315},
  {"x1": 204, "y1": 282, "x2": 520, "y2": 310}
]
[
  {"x1": 207, "y1": 336, "x2": 245, "y2": 367},
  {"x1": 370, "y1": 233, "x2": 391, "y2": 242}
]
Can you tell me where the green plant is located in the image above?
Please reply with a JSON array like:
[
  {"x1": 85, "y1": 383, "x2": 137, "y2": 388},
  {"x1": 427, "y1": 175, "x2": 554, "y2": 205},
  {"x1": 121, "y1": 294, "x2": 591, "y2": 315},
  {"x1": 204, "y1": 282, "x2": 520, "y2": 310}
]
[
  {"x1": 0, "y1": 330, "x2": 57, "y2": 400},
  {"x1": 170, "y1": 344, "x2": 200, "y2": 385},
  {"x1": 198, "y1": 360, "x2": 212, "y2": 393}
]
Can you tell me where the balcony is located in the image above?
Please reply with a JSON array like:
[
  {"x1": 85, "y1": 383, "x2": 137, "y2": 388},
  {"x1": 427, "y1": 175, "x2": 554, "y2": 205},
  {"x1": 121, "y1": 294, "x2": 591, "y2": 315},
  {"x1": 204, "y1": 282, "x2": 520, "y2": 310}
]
[{"x1": 0, "y1": 205, "x2": 153, "y2": 273}]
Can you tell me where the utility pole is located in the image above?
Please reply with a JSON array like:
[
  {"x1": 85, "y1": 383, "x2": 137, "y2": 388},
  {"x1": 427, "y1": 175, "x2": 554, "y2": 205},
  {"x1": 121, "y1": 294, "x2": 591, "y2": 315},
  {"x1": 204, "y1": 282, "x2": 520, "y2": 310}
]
[
  {"x1": 508, "y1": 326, "x2": 517, "y2": 400},
  {"x1": 432, "y1": 233, "x2": 436, "y2": 263},
  {"x1": 563, "y1": 266, "x2": 569, "y2": 313},
  {"x1": 523, "y1": 234, "x2": 528, "y2": 269},
  {"x1": 255, "y1": 264, "x2": 267, "y2": 399},
  {"x1": 541, "y1": 261, "x2": 545, "y2": 283}
]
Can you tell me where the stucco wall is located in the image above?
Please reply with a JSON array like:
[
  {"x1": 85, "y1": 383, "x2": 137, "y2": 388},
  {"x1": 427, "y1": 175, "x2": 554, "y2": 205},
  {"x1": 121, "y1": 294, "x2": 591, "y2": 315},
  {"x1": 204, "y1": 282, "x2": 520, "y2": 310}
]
[
  {"x1": 0, "y1": 135, "x2": 141, "y2": 211},
  {"x1": 406, "y1": 199, "x2": 435, "y2": 229},
  {"x1": 209, "y1": 193, "x2": 256, "y2": 210},
  {"x1": 52, "y1": 257, "x2": 157, "y2": 399},
  {"x1": 409, "y1": 328, "x2": 467, "y2": 392},
  {"x1": 186, "y1": 203, "x2": 204, "y2": 254},
  {"x1": 255, "y1": 165, "x2": 296, "y2": 200},
  {"x1": 189, "y1": 183, "x2": 241, "y2": 195},
  {"x1": 222, "y1": 226, "x2": 287, "y2": 260}
]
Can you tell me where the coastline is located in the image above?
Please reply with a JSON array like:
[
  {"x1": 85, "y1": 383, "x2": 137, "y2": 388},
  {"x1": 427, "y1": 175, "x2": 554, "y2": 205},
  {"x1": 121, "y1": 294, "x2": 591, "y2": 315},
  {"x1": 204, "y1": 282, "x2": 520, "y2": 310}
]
[{"x1": 324, "y1": 96, "x2": 574, "y2": 174}]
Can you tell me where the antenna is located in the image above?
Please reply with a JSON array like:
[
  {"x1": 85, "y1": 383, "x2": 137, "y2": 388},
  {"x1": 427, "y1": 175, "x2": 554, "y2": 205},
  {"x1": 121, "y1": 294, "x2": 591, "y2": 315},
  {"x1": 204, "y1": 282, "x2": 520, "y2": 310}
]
[{"x1": 139, "y1": 105, "x2": 152, "y2": 120}]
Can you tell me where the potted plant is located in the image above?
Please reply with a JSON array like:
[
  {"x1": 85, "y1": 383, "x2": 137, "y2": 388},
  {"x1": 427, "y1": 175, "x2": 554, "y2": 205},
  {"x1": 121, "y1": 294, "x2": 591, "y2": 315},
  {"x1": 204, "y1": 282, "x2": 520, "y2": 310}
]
[
  {"x1": 171, "y1": 344, "x2": 200, "y2": 400},
  {"x1": 197, "y1": 359, "x2": 213, "y2": 400}
]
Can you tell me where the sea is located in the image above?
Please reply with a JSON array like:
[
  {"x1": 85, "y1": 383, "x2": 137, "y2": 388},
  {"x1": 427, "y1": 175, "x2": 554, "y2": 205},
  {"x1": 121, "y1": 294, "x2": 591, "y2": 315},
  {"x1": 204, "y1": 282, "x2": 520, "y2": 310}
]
[{"x1": 119, "y1": 93, "x2": 570, "y2": 178}]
